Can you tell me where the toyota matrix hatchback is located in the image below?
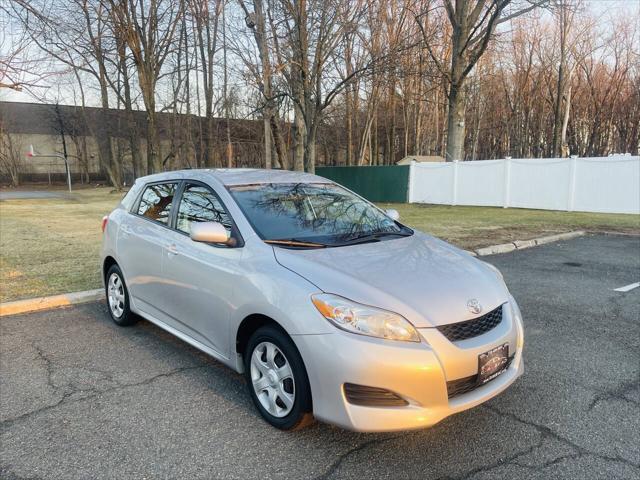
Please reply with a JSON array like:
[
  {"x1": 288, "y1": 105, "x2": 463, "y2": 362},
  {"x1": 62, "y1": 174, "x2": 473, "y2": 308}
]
[{"x1": 101, "y1": 169, "x2": 524, "y2": 431}]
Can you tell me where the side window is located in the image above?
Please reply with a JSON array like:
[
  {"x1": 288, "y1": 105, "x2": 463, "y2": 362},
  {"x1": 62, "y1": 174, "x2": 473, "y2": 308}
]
[
  {"x1": 137, "y1": 183, "x2": 177, "y2": 225},
  {"x1": 176, "y1": 184, "x2": 232, "y2": 235}
]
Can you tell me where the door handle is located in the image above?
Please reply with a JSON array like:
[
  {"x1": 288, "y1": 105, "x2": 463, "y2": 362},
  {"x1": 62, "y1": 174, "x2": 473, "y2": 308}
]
[{"x1": 166, "y1": 243, "x2": 179, "y2": 257}]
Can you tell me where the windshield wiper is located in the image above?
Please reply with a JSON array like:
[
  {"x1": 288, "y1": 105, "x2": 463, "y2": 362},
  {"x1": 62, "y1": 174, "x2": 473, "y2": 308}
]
[
  {"x1": 334, "y1": 230, "x2": 413, "y2": 246},
  {"x1": 264, "y1": 239, "x2": 328, "y2": 248}
]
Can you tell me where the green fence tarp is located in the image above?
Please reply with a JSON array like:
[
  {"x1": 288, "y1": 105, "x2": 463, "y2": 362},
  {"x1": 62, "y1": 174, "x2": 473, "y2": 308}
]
[{"x1": 315, "y1": 166, "x2": 409, "y2": 203}]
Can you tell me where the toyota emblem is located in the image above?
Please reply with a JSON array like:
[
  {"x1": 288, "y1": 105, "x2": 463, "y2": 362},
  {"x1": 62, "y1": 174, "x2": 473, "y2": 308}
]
[{"x1": 467, "y1": 299, "x2": 482, "y2": 315}]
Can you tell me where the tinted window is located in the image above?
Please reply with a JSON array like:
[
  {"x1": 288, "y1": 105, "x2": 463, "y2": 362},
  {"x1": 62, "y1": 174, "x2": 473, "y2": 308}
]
[
  {"x1": 228, "y1": 183, "x2": 410, "y2": 245},
  {"x1": 137, "y1": 183, "x2": 177, "y2": 225},
  {"x1": 176, "y1": 184, "x2": 232, "y2": 235}
]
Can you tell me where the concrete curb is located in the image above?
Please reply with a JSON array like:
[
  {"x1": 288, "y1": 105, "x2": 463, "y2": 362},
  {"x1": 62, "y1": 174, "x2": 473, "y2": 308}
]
[
  {"x1": 473, "y1": 230, "x2": 585, "y2": 256},
  {"x1": 0, "y1": 289, "x2": 103, "y2": 317}
]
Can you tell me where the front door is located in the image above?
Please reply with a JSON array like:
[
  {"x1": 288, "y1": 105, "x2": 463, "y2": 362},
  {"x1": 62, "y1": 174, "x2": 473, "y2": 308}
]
[{"x1": 160, "y1": 182, "x2": 243, "y2": 358}]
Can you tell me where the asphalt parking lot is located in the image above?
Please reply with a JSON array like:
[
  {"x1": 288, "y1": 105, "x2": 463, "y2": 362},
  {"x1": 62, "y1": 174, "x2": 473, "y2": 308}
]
[{"x1": 1, "y1": 234, "x2": 639, "y2": 479}]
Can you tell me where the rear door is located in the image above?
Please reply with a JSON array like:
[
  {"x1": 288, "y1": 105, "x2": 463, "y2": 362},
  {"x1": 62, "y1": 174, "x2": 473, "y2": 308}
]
[
  {"x1": 117, "y1": 181, "x2": 179, "y2": 320},
  {"x1": 160, "y1": 181, "x2": 244, "y2": 358}
]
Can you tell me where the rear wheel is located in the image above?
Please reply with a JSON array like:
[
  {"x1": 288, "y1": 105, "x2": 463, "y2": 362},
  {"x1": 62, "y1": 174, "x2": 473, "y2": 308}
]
[
  {"x1": 105, "y1": 264, "x2": 138, "y2": 326},
  {"x1": 245, "y1": 325, "x2": 313, "y2": 430}
]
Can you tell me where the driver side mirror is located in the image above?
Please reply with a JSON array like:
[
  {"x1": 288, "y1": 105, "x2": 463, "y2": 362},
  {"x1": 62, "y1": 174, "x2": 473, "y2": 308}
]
[
  {"x1": 190, "y1": 221, "x2": 233, "y2": 245},
  {"x1": 385, "y1": 209, "x2": 400, "y2": 221}
]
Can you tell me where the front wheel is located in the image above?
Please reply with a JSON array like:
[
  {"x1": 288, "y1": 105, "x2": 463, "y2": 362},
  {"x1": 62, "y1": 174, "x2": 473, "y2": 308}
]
[
  {"x1": 105, "y1": 264, "x2": 138, "y2": 326},
  {"x1": 245, "y1": 326, "x2": 313, "y2": 430}
]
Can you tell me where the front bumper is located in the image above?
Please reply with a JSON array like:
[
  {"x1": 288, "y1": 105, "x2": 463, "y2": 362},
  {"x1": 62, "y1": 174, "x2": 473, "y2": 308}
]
[{"x1": 293, "y1": 303, "x2": 524, "y2": 432}]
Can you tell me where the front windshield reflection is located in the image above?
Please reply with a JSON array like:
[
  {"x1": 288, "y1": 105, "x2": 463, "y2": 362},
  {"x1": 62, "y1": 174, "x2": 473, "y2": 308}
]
[{"x1": 229, "y1": 183, "x2": 411, "y2": 246}]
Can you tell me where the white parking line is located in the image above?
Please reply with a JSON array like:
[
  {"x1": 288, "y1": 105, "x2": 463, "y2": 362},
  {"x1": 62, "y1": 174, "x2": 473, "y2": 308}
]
[{"x1": 613, "y1": 282, "x2": 640, "y2": 292}]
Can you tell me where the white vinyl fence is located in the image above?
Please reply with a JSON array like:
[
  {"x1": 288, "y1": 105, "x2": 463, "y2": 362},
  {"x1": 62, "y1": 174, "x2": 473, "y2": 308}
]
[{"x1": 408, "y1": 156, "x2": 640, "y2": 214}]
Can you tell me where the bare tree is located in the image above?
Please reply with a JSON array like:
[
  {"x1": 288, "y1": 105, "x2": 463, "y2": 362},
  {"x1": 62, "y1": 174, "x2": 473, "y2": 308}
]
[
  {"x1": 0, "y1": 1, "x2": 51, "y2": 92},
  {"x1": 188, "y1": 0, "x2": 223, "y2": 167},
  {"x1": 4, "y1": 0, "x2": 637, "y2": 185},
  {"x1": 11, "y1": 0, "x2": 125, "y2": 187},
  {"x1": 109, "y1": 0, "x2": 184, "y2": 173},
  {"x1": 550, "y1": 0, "x2": 580, "y2": 157},
  {"x1": 416, "y1": 0, "x2": 545, "y2": 161},
  {"x1": 0, "y1": 116, "x2": 24, "y2": 186},
  {"x1": 236, "y1": 0, "x2": 287, "y2": 169}
]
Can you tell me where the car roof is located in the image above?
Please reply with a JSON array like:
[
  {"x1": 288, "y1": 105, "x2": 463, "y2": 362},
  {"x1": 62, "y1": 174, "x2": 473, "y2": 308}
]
[{"x1": 133, "y1": 168, "x2": 331, "y2": 187}]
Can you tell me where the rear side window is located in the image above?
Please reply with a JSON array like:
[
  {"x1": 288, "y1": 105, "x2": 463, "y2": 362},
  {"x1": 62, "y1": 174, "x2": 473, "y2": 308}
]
[
  {"x1": 176, "y1": 184, "x2": 232, "y2": 234},
  {"x1": 137, "y1": 183, "x2": 177, "y2": 225}
]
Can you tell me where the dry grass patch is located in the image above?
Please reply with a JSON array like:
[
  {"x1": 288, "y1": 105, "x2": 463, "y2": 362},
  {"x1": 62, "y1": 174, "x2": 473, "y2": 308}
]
[{"x1": 0, "y1": 188, "x2": 123, "y2": 302}]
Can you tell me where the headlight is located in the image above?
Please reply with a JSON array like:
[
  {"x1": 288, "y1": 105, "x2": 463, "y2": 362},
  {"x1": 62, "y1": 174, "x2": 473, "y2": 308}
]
[{"x1": 311, "y1": 293, "x2": 420, "y2": 342}]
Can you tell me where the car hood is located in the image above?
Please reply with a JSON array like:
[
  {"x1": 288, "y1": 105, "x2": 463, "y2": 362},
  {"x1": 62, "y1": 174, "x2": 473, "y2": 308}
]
[{"x1": 273, "y1": 232, "x2": 509, "y2": 328}]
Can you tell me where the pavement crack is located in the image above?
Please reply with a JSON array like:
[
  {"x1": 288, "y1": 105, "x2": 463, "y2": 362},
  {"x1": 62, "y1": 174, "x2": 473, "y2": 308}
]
[
  {"x1": 31, "y1": 342, "x2": 58, "y2": 393},
  {"x1": 587, "y1": 375, "x2": 640, "y2": 411},
  {"x1": 513, "y1": 451, "x2": 582, "y2": 470},
  {"x1": 0, "y1": 362, "x2": 207, "y2": 431},
  {"x1": 434, "y1": 437, "x2": 545, "y2": 480},
  {"x1": 311, "y1": 434, "x2": 407, "y2": 480},
  {"x1": 482, "y1": 405, "x2": 640, "y2": 471}
]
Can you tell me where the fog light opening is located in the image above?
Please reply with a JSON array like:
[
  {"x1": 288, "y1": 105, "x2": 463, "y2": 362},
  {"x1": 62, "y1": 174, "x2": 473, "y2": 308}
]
[{"x1": 343, "y1": 383, "x2": 409, "y2": 407}]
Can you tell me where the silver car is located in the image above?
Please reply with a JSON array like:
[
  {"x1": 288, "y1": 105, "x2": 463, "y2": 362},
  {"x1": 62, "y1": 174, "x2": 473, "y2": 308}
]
[{"x1": 101, "y1": 169, "x2": 524, "y2": 431}]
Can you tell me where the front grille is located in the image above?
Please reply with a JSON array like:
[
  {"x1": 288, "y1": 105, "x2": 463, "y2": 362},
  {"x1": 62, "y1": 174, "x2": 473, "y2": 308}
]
[
  {"x1": 343, "y1": 383, "x2": 409, "y2": 407},
  {"x1": 437, "y1": 305, "x2": 504, "y2": 342},
  {"x1": 447, "y1": 355, "x2": 514, "y2": 399}
]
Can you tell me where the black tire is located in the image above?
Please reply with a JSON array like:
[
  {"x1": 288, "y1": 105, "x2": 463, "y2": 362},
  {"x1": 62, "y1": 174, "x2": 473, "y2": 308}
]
[
  {"x1": 105, "y1": 264, "x2": 138, "y2": 327},
  {"x1": 244, "y1": 325, "x2": 314, "y2": 430}
]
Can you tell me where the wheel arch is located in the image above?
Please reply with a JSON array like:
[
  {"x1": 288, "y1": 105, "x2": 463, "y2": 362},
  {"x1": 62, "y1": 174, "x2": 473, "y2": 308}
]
[
  {"x1": 236, "y1": 313, "x2": 288, "y2": 356},
  {"x1": 103, "y1": 256, "x2": 118, "y2": 282}
]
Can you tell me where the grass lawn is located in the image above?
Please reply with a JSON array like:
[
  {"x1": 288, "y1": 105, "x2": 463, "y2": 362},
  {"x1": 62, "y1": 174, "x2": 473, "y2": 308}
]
[
  {"x1": 379, "y1": 202, "x2": 640, "y2": 250},
  {"x1": 1, "y1": 186, "x2": 638, "y2": 303},
  {"x1": 0, "y1": 187, "x2": 125, "y2": 303}
]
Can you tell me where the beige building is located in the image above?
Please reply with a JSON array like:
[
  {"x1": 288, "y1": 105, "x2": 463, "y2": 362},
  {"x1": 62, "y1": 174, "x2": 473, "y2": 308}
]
[
  {"x1": 396, "y1": 155, "x2": 445, "y2": 165},
  {"x1": 0, "y1": 101, "x2": 266, "y2": 185}
]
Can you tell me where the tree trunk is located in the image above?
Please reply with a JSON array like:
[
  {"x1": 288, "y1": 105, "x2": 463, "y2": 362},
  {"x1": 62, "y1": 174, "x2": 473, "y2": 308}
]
[
  {"x1": 560, "y1": 82, "x2": 572, "y2": 157},
  {"x1": 222, "y1": 2, "x2": 233, "y2": 168},
  {"x1": 304, "y1": 122, "x2": 317, "y2": 173},
  {"x1": 552, "y1": 2, "x2": 569, "y2": 158},
  {"x1": 117, "y1": 33, "x2": 143, "y2": 178},
  {"x1": 552, "y1": 61, "x2": 565, "y2": 157},
  {"x1": 146, "y1": 106, "x2": 161, "y2": 173},
  {"x1": 263, "y1": 117, "x2": 272, "y2": 169},
  {"x1": 346, "y1": 96, "x2": 353, "y2": 165},
  {"x1": 293, "y1": 109, "x2": 305, "y2": 171},
  {"x1": 445, "y1": 84, "x2": 466, "y2": 161},
  {"x1": 98, "y1": 80, "x2": 121, "y2": 188},
  {"x1": 205, "y1": 116, "x2": 215, "y2": 167},
  {"x1": 270, "y1": 116, "x2": 288, "y2": 169}
]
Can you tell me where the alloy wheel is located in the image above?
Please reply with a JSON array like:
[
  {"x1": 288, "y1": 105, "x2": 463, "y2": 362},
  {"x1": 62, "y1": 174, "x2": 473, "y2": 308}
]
[{"x1": 107, "y1": 272, "x2": 125, "y2": 318}]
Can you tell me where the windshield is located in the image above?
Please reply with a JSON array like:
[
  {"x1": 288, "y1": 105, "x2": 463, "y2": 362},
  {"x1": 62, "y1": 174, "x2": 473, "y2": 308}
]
[{"x1": 228, "y1": 182, "x2": 412, "y2": 247}]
